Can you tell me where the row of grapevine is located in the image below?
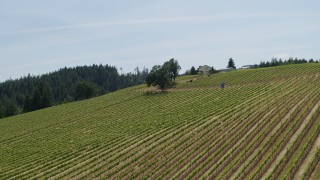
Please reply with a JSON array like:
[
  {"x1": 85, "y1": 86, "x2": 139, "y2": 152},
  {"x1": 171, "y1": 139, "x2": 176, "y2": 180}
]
[{"x1": 0, "y1": 63, "x2": 319, "y2": 179}]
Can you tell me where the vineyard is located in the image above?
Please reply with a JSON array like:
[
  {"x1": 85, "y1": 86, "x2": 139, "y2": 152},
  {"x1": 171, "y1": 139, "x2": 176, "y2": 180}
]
[{"x1": 0, "y1": 63, "x2": 320, "y2": 179}]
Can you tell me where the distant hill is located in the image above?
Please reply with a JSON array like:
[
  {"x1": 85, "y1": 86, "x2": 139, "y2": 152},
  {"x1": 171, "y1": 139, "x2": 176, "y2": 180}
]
[
  {"x1": 0, "y1": 63, "x2": 319, "y2": 179},
  {"x1": 0, "y1": 64, "x2": 148, "y2": 118}
]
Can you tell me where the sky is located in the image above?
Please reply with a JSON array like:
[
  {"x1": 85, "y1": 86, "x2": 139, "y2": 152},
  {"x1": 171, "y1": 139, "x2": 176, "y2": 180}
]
[{"x1": 1, "y1": 0, "x2": 320, "y2": 82}]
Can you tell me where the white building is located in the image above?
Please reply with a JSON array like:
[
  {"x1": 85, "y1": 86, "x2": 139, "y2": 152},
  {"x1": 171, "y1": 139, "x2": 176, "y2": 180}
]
[
  {"x1": 241, "y1": 65, "x2": 252, "y2": 69},
  {"x1": 198, "y1": 65, "x2": 211, "y2": 74},
  {"x1": 217, "y1": 67, "x2": 236, "y2": 73}
]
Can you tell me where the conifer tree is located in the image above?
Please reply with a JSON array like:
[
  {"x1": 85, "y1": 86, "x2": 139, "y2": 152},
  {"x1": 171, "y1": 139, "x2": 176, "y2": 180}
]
[
  {"x1": 190, "y1": 66, "x2": 197, "y2": 75},
  {"x1": 227, "y1": 58, "x2": 236, "y2": 69}
]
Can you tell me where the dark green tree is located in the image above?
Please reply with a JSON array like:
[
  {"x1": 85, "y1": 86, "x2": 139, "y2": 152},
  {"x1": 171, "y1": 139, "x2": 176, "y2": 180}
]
[
  {"x1": 23, "y1": 94, "x2": 32, "y2": 112},
  {"x1": 0, "y1": 102, "x2": 5, "y2": 118},
  {"x1": 146, "y1": 65, "x2": 171, "y2": 92},
  {"x1": 227, "y1": 58, "x2": 236, "y2": 69},
  {"x1": 163, "y1": 58, "x2": 181, "y2": 82},
  {"x1": 190, "y1": 66, "x2": 197, "y2": 75},
  {"x1": 41, "y1": 85, "x2": 54, "y2": 108},
  {"x1": 31, "y1": 82, "x2": 54, "y2": 111},
  {"x1": 146, "y1": 65, "x2": 159, "y2": 87},
  {"x1": 271, "y1": 58, "x2": 279, "y2": 66},
  {"x1": 75, "y1": 81, "x2": 99, "y2": 100},
  {"x1": 4, "y1": 101, "x2": 19, "y2": 117},
  {"x1": 209, "y1": 67, "x2": 218, "y2": 74},
  {"x1": 31, "y1": 88, "x2": 42, "y2": 111},
  {"x1": 279, "y1": 58, "x2": 283, "y2": 65}
]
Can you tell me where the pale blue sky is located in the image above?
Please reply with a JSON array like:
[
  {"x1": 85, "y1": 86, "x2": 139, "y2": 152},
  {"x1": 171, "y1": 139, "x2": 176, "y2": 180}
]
[{"x1": 1, "y1": 0, "x2": 319, "y2": 82}]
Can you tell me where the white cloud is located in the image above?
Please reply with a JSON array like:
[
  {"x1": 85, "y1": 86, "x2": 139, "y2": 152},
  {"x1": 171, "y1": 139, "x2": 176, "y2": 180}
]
[
  {"x1": 0, "y1": 12, "x2": 318, "y2": 36},
  {"x1": 0, "y1": 16, "x2": 207, "y2": 36}
]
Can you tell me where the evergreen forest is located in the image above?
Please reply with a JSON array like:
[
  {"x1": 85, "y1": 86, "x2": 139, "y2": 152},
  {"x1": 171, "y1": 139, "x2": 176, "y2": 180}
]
[{"x1": 0, "y1": 64, "x2": 148, "y2": 119}]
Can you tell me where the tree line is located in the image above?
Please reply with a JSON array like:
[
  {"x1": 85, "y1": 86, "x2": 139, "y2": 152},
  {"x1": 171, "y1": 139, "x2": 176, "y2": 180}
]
[
  {"x1": 258, "y1": 57, "x2": 319, "y2": 68},
  {"x1": 185, "y1": 57, "x2": 319, "y2": 75},
  {"x1": 0, "y1": 64, "x2": 148, "y2": 119}
]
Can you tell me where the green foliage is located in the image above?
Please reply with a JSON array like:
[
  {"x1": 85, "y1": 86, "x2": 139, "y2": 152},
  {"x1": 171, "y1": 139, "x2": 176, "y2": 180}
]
[
  {"x1": 209, "y1": 66, "x2": 218, "y2": 74},
  {"x1": 0, "y1": 64, "x2": 148, "y2": 119},
  {"x1": 163, "y1": 58, "x2": 181, "y2": 82},
  {"x1": 146, "y1": 65, "x2": 171, "y2": 91},
  {"x1": 0, "y1": 102, "x2": 5, "y2": 118},
  {"x1": 227, "y1": 58, "x2": 236, "y2": 69},
  {"x1": 146, "y1": 59, "x2": 181, "y2": 91},
  {"x1": 0, "y1": 98, "x2": 20, "y2": 117},
  {"x1": 5, "y1": 103, "x2": 19, "y2": 116},
  {"x1": 258, "y1": 57, "x2": 319, "y2": 68},
  {"x1": 29, "y1": 82, "x2": 54, "y2": 111},
  {"x1": 75, "y1": 81, "x2": 99, "y2": 100},
  {"x1": 23, "y1": 94, "x2": 32, "y2": 113},
  {"x1": 190, "y1": 66, "x2": 197, "y2": 75},
  {"x1": 4, "y1": 101, "x2": 19, "y2": 117}
]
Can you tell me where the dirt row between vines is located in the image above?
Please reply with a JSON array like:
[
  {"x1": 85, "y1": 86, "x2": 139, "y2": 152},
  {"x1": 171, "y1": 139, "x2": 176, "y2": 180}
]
[{"x1": 261, "y1": 99, "x2": 320, "y2": 179}]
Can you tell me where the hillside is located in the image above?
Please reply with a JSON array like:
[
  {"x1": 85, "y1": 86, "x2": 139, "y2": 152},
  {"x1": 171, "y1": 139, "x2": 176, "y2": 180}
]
[
  {"x1": 0, "y1": 64, "x2": 147, "y2": 119},
  {"x1": 0, "y1": 63, "x2": 320, "y2": 179}
]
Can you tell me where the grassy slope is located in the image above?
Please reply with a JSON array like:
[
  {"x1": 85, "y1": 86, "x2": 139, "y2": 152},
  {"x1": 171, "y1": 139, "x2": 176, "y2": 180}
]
[{"x1": 0, "y1": 63, "x2": 319, "y2": 179}]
